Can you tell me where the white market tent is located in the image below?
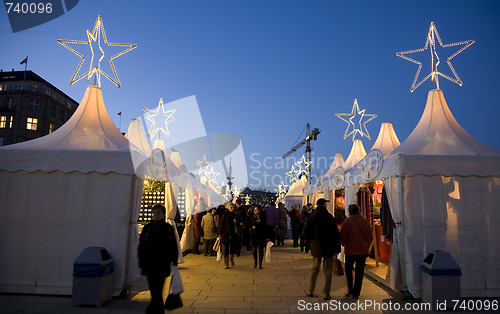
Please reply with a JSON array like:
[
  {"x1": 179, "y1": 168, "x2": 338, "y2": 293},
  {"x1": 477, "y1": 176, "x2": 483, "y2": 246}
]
[
  {"x1": 285, "y1": 175, "x2": 307, "y2": 209},
  {"x1": 369, "y1": 122, "x2": 401, "y2": 157},
  {"x1": 0, "y1": 86, "x2": 145, "y2": 295},
  {"x1": 376, "y1": 89, "x2": 500, "y2": 298},
  {"x1": 324, "y1": 153, "x2": 345, "y2": 179}
]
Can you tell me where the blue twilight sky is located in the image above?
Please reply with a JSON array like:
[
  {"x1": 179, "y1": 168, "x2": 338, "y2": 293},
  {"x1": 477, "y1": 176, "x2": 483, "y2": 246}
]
[{"x1": 1, "y1": 0, "x2": 500, "y2": 190}]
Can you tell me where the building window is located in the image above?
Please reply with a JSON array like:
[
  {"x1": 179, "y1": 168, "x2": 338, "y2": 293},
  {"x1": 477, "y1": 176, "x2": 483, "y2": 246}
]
[
  {"x1": 4, "y1": 97, "x2": 13, "y2": 109},
  {"x1": 9, "y1": 116, "x2": 13, "y2": 128},
  {"x1": 27, "y1": 117, "x2": 38, "y2": 130},
  {"x1": 49, "y1": 123, "x2": 55, "y2": 134},
  {"x1": 29, "y1": 98, "x2": 40, "y2": 110},
  {"x1": 60, "y1": 110, "x2": 65, "y2": 121},
  {"x1": 50, "y1": 105, "x2": 56, "y2": 117},
  {"x1": 0, "y1": 116, "x2": 6, "y2": 128}
]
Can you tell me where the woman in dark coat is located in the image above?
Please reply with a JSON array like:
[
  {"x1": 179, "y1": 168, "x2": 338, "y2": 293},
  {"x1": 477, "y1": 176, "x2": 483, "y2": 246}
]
[
  {"x1": 289, "y1": 204, "x2": 301, "y2": 247},
  {"x1": 219, "y1": 203, "x2": 238, "y2": 269},
  {"x1": 249, "y1": 205, "x2": 267, "y2": 269},
  {"x1": 138, "y1": 204, "x2": 178, "y2": 314}
]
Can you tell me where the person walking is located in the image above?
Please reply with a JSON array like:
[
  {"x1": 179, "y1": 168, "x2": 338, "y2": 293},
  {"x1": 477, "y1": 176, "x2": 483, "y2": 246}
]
[
  {"x1": 277, "y1": 202, "x2": 288, "y2": 246},
  {"x1": 289, "y1": 204, "x2": 301, "y2": 247},
  {"x1": 138, "y1": 204, "x2": 179, "y2": 314},
  {"x1": 201, "y1": 208, "x2": 219, "y2": 256},
  {"x1": 249, "y1": 205, "x2": 267, "y2": 269},
  {"x1": 341, "y1": 204, "x2": 371, "y2": 299},
  {"x1": 264, "y1": 202, "x2": 279, "y2": 245},
  {"x1": 300, "y1": 203, "x2": 313, "y2": 253},
  {"x1": 219, "y1": 203, "x2": 238, "y2": 269},
  {"x1": 304, "y1": 198, "x2": 341, "y2": 300}
]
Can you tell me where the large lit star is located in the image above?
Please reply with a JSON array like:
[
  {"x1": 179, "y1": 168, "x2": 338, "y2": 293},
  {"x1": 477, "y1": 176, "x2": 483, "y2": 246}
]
[
  {"x1": 143, "y1": 98, "x2": 176, "y2": 140},
  {"x1": 396, "y1": 22, "x2": 474, "y2": 92},
  {"x1": 335, "y1": 99, "x2": 377, "y2": 141},
  {"x1": 58, "y1": 15, "x2": 137, "y2": 88}
]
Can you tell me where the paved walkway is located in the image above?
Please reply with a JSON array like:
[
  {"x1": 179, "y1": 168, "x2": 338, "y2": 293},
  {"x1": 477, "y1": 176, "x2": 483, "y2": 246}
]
[{"x1": 0, "y1": 240, "x2": 430, "y2": 313}]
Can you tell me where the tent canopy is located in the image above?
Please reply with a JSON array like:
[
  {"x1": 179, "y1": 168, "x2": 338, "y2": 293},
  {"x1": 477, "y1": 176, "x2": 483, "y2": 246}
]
[
  {"x1": 378, "y1": 89, "x2": 500, "y2": 298},
  {"x1": 0, "y1": 86, "x2": 144, "y2": 295}
]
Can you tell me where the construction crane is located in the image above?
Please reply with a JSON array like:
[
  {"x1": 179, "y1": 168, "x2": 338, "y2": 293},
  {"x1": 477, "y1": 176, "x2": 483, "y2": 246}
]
[{"x1": 282, "y1": 123, "x2": 320, "y2": 166}]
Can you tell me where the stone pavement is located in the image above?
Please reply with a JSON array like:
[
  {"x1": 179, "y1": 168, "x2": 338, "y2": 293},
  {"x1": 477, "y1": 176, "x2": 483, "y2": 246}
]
[{"x1": 0, "y1": 240, "x2": 431, "y2": 313}]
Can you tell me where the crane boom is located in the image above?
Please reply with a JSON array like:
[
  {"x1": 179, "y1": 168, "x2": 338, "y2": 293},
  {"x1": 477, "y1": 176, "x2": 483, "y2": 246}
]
[{"x1": 282, "y1": 123, "x2": 320, "y2": 159}]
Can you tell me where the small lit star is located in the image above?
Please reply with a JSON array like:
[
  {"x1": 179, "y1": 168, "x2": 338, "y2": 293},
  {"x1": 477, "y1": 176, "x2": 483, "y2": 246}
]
[
  {"x1": 58, "y1": 15, "x2": 137, "y2": 88},
  {"x1": 285, "y1": 165, "x2": 298, "y2": 184},
  {"x1": 335, "y1": 99, "x2": 377, "y2": 141},
  {"x1": 278, "y1": 181, "x2": 289, "y2": 194},
  {"x1": 143, "y1": 98, "x2": 176, "y2": 140},
  {"x1": 204, "y1": 166, "x2": 220, "y2": 185},
  {"x1": 196, "y1": 154, "x2": 213, "y2": 176},
  {"x1": 396, "y1": 22, "x2": 474, "y2": 92},
  {"x1": 295, "y1": 155, "x2": 313, "y2": 177}
]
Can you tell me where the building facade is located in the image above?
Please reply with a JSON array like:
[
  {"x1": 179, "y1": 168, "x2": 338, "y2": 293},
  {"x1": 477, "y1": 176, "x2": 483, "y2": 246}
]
[{"x1": 0, "y1": 70, "x2": 78, "y2": 146}]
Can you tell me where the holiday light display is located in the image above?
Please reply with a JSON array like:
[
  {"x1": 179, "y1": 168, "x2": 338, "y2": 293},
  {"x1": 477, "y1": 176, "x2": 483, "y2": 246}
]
[
  {"x1": 196, "y1": 154, "x2": 213, "y2": 176},
  {"x1": 143, "y1": 98, "x2": 176, "y2": 139},
  {"x1": 335, "y1": 99, "x2": 377, "y2": 141},
  {"x1": 396, "y1": 22, "x2": 474, "y2": 92},
  {"x1": 58, "y1": 15, "x2": 137, "y2": 88}
]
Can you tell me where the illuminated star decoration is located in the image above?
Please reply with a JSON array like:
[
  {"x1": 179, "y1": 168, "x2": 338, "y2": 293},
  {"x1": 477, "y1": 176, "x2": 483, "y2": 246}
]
[
  {"x1": 396, "y1": 22, "x2": 474, "y2": 92},
  {"x1": 295, "y1": 155, "x2": 313, "y2": 178},
  {"x1": 335, "y1": 99, "x2": 377, "y2": 141},
  {"x1": 143, "y1": 98, "x2": 176, "y2": 140},
  {"x1": 58, "y1": 15, "x2": 137, "y2": 88},
  {"x1": 285, "y1": 165, "x2": 298, "y2": 184},
  {"x1": 196, "y1": 154, "x2": 213, "y2": 176},
  {"x1": 204, "y1": 166, "x2": 220, "y2": 185},
  {"x1": 278, "y1": 181, "x2": 289, "y2": 194}
]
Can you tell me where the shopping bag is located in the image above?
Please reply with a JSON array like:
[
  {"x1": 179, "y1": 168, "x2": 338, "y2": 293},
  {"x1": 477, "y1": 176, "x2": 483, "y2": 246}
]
[
  {"x1": 170, "y1": 263, "x2": 184, "y2": 294},
  {"x1": 165, "y1": 264, "x2": 183, "y2": 310},
  {"x1": 333, "y1": 258, "x2": 344, "y2": 276},
  {"x1": 213, "y1": 237, "x2": 220, "y2": 252},
  {"x1": 164, "y1": 293, "x2": 183, "y2": 310},
  {"x1": 265, "y1": 241, "x2": 274, "y2": 263},
  {"x1": 216, "y1": 245, "x2": 222, "y2": 261}
]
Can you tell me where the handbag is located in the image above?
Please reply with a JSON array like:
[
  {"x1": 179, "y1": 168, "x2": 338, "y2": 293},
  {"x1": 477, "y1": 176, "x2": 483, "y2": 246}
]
[
  {"x1": 164, "y1": 293, "x2": 183, "y2": 310},
  {"x1": 213, "y1": 237, "x2": 220, "y2": 252},
  {"x1": 333, "y1": 258, "x2": 344, "y2": 276}
]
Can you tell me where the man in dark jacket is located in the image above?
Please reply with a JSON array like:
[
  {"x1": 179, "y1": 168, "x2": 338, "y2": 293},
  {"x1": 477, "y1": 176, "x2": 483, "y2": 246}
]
[
  {"x1": 138, "y1": 204, "x2": 179, "y2": 314},
  {"x1": 304, "y1": 198, "x2": 341, "y2": 300}
]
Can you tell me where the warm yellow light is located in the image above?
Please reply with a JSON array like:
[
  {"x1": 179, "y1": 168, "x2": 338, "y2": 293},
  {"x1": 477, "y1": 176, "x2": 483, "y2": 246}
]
[
  {"x1": 58, "y1": 15, "x2": 137, "y2": 88},
  {"x1": 396, "y1": 22, "x2": 474, "y2": 92},
  {"x1": 335, "y1": 99, "x2": 377, "y2": 141}
]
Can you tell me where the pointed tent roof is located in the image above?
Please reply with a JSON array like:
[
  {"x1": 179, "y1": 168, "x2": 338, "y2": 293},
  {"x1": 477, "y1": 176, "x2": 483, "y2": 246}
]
[
  {"x1": 286, "y1": 175, "x2": 307, "y2": 196},
  {"x1": 125, "y1": 119, "x2": 152, "y2": 156},
  {"x1": 170, "y1": 150, "x2": 183, "y2": 169},
  {"x1": 0, "y1": 86, "x2": 137, "y2": 174},
  {"x1": 343, "y1": 139, "x2": 367, "y2": 170},
  {"x1": 369, "y1": 122, "x2": 400, "y2": 157},
  {"x1": 381, "y1": 89, "x2": 500, "y2": 177},
  {"x1": 324, "y1": 153, "x2": 345, "y2": 178}
]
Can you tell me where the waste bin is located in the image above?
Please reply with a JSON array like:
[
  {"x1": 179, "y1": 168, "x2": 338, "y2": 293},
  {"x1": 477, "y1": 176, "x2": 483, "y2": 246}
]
[
  {"x1": 72, "y1": 247, "x2": 114, "y2": 307},
  {"x1": 421, "y1": 250, "x2": 461, "y2": 310}
]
